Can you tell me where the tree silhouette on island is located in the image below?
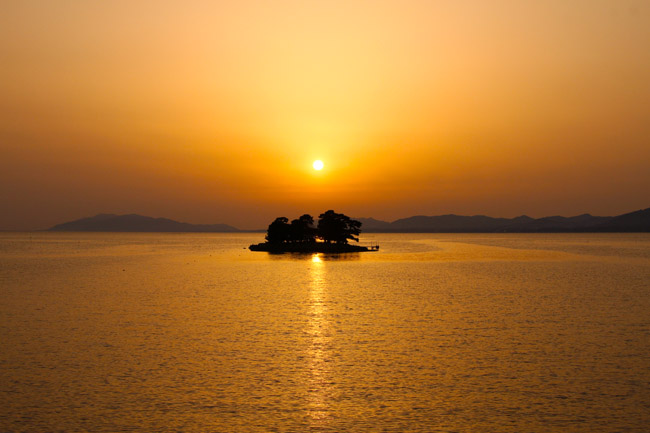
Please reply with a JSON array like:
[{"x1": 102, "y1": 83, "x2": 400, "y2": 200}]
[{"x1": 249, "y1": 210, "x2": 377, "y2": 253}]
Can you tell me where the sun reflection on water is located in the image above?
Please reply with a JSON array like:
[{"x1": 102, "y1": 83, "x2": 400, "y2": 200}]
[{"x1": 307, "y1": 253, "x2": 332, "y2": 426}]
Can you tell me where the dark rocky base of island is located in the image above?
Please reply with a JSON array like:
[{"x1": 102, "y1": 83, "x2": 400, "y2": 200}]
[{"x1": 249, "y1": 242, "x2": 375, "y2": 253}]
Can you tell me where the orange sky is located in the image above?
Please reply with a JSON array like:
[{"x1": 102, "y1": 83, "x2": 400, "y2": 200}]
[{"x1": 1, "y1": 0, "x2": 649, "y2": 230}]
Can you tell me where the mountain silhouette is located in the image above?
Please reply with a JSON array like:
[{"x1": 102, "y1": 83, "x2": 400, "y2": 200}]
[
  {"x1": 356, "y1": 208, "x2": 649, "y2": 232},
  {"x1": 49, "y1": 208, "x2": 649, "y2": 233},
  {"x1": 49, "y1": 214, "x2": 239, "y2": 232},
  {"x1": 596, "y1": 208, "x2": 650, "y2": 232}
]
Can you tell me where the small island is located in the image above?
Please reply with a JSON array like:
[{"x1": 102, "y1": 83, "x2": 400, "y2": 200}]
[{"x1": 249, "y1": 210, "x2": 378, "y2": 253}]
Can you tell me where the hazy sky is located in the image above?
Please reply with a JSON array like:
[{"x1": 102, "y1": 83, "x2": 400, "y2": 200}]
[{"x1": 1, "y1": 0, "x2": 649, "y2": 230}]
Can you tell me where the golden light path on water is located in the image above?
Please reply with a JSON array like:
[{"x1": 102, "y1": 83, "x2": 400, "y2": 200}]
[
  {"x1": 307, "y1": 253, "x2": 331, "y2": 426},
  {"x1": 2, "y1": 233, "x2": 650, "y2": 432}
]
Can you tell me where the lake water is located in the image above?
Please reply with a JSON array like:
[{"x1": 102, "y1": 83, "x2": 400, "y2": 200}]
[{"x1": 1, "y1": 232, "x2": 649, "y2": 432}]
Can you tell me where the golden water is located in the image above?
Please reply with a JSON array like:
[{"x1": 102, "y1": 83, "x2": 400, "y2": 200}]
[{"x1": 1, "y1": 233, "x2": 649, "y2": 432}]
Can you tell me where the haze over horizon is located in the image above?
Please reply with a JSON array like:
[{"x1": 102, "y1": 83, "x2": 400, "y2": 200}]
[
  {"x1": 38, "y1": 207, "x2": 648, "y2": 235},
  {"x1": 2, "y1": 1, "x2": 649, "y2": 231}
]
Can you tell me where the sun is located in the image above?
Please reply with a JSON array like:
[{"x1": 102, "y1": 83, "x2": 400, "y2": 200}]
[{"x1": 312, "y1": 160, "x2": 324, "y2": 171}]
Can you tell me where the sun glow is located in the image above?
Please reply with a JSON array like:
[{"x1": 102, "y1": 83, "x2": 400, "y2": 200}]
[{"x1": 313, "y1": 160, "x2": 324, "y2": 171}]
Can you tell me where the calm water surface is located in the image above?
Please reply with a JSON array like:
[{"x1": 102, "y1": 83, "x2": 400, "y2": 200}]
[{"x1": 1, "y1": 233, "x2": 649, "y2": 432}]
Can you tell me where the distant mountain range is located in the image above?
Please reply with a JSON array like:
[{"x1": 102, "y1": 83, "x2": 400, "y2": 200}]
[
  {"x1": 356, "y1": 208, "x2": 650, "y2": 233},
  {"x1": 49, "y1": 214, "x2": 239, "y2": 232},
  {"x1": 49, "y1": 208, "x2": 650, "y2": 233}
]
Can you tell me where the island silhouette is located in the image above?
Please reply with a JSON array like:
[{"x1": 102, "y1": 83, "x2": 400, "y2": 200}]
[{"x1": 249, "y1": 210, "x2": 378, "y2": 253}]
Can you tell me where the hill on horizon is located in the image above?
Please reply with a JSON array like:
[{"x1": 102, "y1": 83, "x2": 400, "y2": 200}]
[
  {"x1": 48, "y1": 214, "x2": 240, "y2": 232},
  {"x1": 49, "y1": 208, "x2": 650, "y2": 233},
  {"x1": 356, "y1": 208, "x2": 650, "y2": 233}
]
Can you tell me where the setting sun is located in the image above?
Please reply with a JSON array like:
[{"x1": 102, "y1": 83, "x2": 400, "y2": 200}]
[{"x1": 313, "y1": 160, "x2": 324, "y2": 171}]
